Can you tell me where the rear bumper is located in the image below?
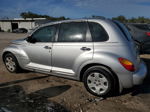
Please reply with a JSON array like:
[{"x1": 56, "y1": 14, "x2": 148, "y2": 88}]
[{"x1": 133, "y1": 61, "x2": 147, "y2": 85}]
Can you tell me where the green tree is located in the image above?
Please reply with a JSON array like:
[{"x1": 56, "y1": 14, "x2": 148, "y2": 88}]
[
  {"x1": 128, "y1": 17, "x2": 137, "y2": 23},
  {"x1": 112, "y1": 15, "x2": 150, "y2": 23},
  {"x1": 20, "y1": 11, "x2": 67, "y2": 21},
  {"x1": 112, "y1": 15, "x2": 127, "y2": 23}
]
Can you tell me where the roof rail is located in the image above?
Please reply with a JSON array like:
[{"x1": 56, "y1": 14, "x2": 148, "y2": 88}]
[{"x1": 83, "y1": 16, "x2": 106, "y2": 19}]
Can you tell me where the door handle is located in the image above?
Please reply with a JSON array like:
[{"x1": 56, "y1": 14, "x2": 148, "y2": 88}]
[
  {"x1": 44, "y1": 46, "x2": 51, "y2": 49},
  {"x1": 80, "y1": 47, "x2": 91, "y2": 51}
]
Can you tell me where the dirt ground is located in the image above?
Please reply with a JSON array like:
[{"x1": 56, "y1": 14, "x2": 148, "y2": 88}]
[{"x1": 0, "y1": 32, "x2": 150, "y2": 112}]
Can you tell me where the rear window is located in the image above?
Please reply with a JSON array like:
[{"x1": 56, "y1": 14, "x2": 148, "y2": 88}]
[
  {"x1": 113, "y1": 21, "x2": 132, "y2": 41},
  {"x1": 133, "y1": 24, "x2": 150, "y2": 30}
]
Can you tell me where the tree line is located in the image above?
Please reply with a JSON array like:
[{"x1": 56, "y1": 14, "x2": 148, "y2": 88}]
[
  {"x1": 20, "y1": 12, "x2": 150, "y2": 23},
  {"x1": 112, "y1": 15, "x2": 150, "y2": 23},
  {"x1": 20, "y1": 11, "x2": 69, "y2": 21}
]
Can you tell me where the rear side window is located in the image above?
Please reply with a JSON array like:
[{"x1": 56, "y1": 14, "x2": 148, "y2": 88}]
[
  {"x1": 88, "y1": 22, "x2": 108, "y2": 42},
  {"x1": 58, "y1": 22, "x2": 87, "y2": 42}
]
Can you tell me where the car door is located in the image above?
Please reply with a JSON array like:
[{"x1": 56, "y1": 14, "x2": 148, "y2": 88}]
[
  {"x1": 23, "y1": 25, "x2": 57, "y2": 72},
  {"x1": 52, "y1": 21, "x2": 93, "y2": 76}
]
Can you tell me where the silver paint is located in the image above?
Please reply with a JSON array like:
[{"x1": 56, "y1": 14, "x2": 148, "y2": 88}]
[{"x1": 2, "y1": 18, "x2": 147, "y2": 92}]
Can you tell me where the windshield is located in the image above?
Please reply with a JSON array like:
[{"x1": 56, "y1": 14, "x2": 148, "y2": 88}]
[{"x1": 28, "y1": 26, "x2": 39, "y2": 34}]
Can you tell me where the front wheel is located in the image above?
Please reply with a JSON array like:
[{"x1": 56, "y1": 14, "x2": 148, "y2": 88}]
[
  {"x1": 4, "y1": 53, "x2": 21, "y2": 73},
  {"x1": 83, "y1": 66, "x2": 114, "y2": 97}
]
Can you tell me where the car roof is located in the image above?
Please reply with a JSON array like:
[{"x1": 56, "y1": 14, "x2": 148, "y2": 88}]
[
  {"x1": 29, "y1": 18, "x2": 113, "y2": 36},
  {"x1": 40, "y1": 18, "x2": 111, "y2": 27}
]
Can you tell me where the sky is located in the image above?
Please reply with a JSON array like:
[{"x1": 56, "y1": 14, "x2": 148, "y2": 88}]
[{"x1": 0, "y1": 0, "x2": 150, "y2": 19}]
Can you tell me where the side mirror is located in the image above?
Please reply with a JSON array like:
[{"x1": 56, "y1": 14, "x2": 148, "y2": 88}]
[{"x1": 26, "y1": 36, "x2": 36, "y2": 43}]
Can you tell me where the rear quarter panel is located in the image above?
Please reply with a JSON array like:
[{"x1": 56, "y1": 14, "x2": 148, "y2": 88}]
[{"x1": 76, "y1": 43, "x2": 136, "y2": 88}]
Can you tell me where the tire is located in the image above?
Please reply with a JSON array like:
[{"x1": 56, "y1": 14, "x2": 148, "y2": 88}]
[
  {"x1": 83, "y1": 66, "x2": 114, "y2": 97},
  {"x1": 4, "y1": 53, "x2": 21, "y2": 73}
]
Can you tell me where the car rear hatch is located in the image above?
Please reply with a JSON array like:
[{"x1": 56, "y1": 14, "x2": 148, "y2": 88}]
[{"x1": 113, "y1": 21, "x2": 141, "y2": 71}]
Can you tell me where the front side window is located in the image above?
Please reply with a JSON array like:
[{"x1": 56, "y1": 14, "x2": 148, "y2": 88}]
[
  {"x1": 58, "y1": 22, "x2": 87, "y2": 42},
  {"x1": 88, "y1": 22, "x2": 108, "y2": 42},
  {"x1": 32, "y1": 25, "x2": 57, "y2": 42}
]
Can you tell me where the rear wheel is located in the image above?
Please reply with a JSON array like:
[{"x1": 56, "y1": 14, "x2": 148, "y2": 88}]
[
  {"x1": 4, "y1": 53, "x2": 21, "y2": 73},
  {"x1": 83, "y1": 66, "x2": 114, "y2": 97}
]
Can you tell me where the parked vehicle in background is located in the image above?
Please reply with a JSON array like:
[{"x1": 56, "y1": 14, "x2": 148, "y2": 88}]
[
  {"x1": 2, "y1": 18, "x2": 147, "y2": 97},
  {"x1": 12, "y1": 28, "x2": 28, "y2": 33},
  {"x1": 125, "y1": 23, "x2": 150, "y2": 54},
  {"x1": 0, "y1": 27, "x2": 4, "y2": 32}
]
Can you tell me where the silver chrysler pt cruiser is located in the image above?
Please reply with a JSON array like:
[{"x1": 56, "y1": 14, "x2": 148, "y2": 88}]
[{"x1": 2, "y1": 18, "x2": 147, "y2": 97}]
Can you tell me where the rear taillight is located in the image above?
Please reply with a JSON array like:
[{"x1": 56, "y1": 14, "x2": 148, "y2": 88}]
[
  {"x1": 146, "y1": 32, "x2": 150, "y2": 36},
  {"x1": 118, "y1": 58, "x2": 135, "y2": 72}
]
